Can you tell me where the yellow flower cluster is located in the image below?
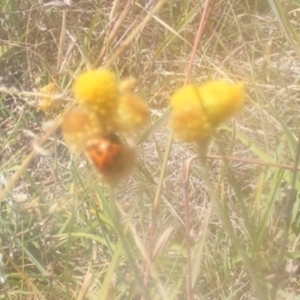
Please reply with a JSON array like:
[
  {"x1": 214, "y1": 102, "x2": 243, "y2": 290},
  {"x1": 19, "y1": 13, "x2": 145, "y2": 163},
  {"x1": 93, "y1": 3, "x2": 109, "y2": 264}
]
[
  {"x1": 63, "y1": 68, "x2": 150, "y2": 151},
  {"x1": 170, "y1": 80, "x2": 245, "y2": 143},
  {"x1": 62, "y1": 68, "x2": 150, "y2": 185}
]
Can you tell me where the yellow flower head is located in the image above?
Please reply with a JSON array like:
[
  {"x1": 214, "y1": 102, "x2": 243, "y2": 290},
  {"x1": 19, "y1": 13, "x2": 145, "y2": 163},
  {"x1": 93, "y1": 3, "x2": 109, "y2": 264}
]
[
  {"x1": 37, "y1": 82, "x2": 62, "y2": 114},
  {"x1": 116, "y1": 92, "x2": 150, "y2": 131},
  {"x1": 199, "y1": 80, "x2": 245, "y2": 125},
  {"x1": 61, "y1": 108, "x2": 104, "y2": 152},
  {"x1": 72, "y1": 69, "x2": 119, "y2": 123},
  {"x1": 169, "y1": 81, "x2": 245, "y2": 143},
  {"x1": 170, "y1": 84, "x2": 213, "y2": 142}
]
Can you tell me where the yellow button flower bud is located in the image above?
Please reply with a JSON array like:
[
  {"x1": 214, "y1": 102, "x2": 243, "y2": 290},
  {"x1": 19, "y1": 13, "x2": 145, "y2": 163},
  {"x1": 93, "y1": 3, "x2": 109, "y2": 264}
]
[
  {"x1": 61, "y1": 108, "x2": 104, "y2": 153},
  {"x1": 72, "y1": 69, "x2": 119, "y2": 124},
  {"x1": 117, "y1": 92, "x2": 150, "y2": 131}
]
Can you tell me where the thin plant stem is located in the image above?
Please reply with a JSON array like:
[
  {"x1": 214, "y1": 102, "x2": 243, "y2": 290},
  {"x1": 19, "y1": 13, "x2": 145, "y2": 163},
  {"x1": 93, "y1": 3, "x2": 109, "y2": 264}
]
[
  {"x1": 0, "y1": 112, "x2": 64, "y2": 203},
  {"x1": 184, "y1": 0, "x2": 215, "y2": 83},
  {"x1": 182, "y1": 0, "x2": 214, "y2": 297},
  {"x1": 270, "y1": 133, "x2": 300, "y2": 299},
  {"x1": 142, "y1": 132, "x2": 173, "y2": 293},
  {"x1": 116, "y1": 202, "x2": 170, "y2": 300},
  {"x1": 212, "y1": 135, "x2": 257, "y2": 246},
  {"x1": 206, "y1": 154, "x2": 300, "y2": 172},
  {"x1": 0, "y1": 248, "x2": 46, "y2": 300},
  {"x1": 109, "y1": 187, "x2": 150, "y2": 299},
  {"x1": 57, "y1": 7, "x2": 67, "y2": 70},
  {"x1": 104, "y1": 0, "x2": 166, "y2": 69},
  {"x1": 76, "y1": 264, "x2": 93, "y2": 300},
  {"x1": 182, "y1": 156, "x2": 197, "y2": 300},
  {"x1": 94, "y1": 0, "x2": 133, "y2": 67},
  {"x1": 198, "y1": 153, "x2": 267, "y2": 300}
]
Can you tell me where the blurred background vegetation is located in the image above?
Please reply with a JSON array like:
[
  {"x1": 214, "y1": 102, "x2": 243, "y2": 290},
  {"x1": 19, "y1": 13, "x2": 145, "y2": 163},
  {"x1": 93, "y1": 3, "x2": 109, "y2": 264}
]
[{"x1": 1, "y1": 0, "x2": 300, "y2": 299}]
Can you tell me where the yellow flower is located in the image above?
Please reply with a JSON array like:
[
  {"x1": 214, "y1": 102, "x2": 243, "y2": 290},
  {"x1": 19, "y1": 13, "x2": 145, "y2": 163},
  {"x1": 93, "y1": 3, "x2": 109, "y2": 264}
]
[
  {"x1": 169, "y1": 81, "x2": 245, "y2": 143},
  {"x1": 72, "y1": 69, "x2": 119, "y2": 123},
  {"x1": 61, "y1": 108, "x2": 104, "y2": 152},
  {"x1": 170, "y1": 84, "x2": 213, "y2": 142},
  {"x1": 199, "y1": 80, "x2": 245, "y2": 125},
  {"x1": 116, "y1": 92, "x2": 150, "y2": 131},
  {"x1": 37, "y1": 82, "x2": 62, "y2": 114}
]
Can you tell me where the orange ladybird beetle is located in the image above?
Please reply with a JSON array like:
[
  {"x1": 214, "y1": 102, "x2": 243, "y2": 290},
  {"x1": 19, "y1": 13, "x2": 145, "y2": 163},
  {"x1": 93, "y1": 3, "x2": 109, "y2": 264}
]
[{"x1": 86, "y1": 132, "x2": 136, "y2": 185}]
